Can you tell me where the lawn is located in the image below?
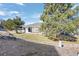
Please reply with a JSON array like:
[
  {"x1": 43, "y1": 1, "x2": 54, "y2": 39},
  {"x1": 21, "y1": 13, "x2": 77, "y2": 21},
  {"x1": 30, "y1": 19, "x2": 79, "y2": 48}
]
[
  {"x1": 14, "y1": 33, "x2": 49, "y2": 41},
  {"x1": 10, "y1": 31, "x2": 79, "y2": 44},
  {"x1": 10, "y1": 31, "x2": 54, "y2": 43}
]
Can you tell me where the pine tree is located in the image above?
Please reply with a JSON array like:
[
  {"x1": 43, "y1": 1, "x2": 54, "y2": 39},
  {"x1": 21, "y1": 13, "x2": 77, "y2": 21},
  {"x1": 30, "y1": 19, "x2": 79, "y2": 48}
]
[{"x1": 40, "y1": 3, "x2": 79, "y2": 40}]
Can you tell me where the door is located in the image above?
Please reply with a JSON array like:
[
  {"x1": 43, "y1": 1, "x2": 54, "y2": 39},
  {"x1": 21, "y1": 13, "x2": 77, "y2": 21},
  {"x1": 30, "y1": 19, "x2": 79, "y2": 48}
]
[{"x1": 28, "y1": 27, "x2": 32, "y2": 32}]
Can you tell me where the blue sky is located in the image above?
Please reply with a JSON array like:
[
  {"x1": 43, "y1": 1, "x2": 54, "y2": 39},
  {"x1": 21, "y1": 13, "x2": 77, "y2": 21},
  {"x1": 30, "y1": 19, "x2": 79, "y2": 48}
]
[
  {"x1": 0, "y1": 3, "x2": 79, "y2": 25},
  {"x1": 0, "y1": 3, "x2": 44, "y2": 25}
]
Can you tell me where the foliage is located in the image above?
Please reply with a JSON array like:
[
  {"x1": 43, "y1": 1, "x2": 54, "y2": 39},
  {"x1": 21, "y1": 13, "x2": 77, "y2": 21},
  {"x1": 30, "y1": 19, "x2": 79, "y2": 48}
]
[
  {"x1": 13, "y1": 16, "x2": 25, "y2": 27},
  {"x1": 40, "y1": 3, "x2": 79, "y2": 41},
  {"x1": 3, "y1": 19, "x2": 15, "y2": 30},
  {"x1": 3, "y1": 16, "x2": 25, "y2": 31}
]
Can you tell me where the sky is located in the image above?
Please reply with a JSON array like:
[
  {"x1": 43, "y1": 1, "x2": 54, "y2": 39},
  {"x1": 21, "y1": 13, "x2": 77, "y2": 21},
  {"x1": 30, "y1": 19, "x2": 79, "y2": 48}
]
[
  {"x1": 0, "y1": 3, "x2": 79, "y2": 25},
  {"x1": 0, "y1": 3, "x2": 44, "y2": 25}
]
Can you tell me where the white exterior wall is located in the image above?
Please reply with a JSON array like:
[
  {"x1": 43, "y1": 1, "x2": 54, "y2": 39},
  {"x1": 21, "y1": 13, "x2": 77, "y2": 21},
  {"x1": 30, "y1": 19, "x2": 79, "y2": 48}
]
[
  {"x1": 25, "y1": 27, "x2": 40, "y2": 33},
  {"x1": 25, "y1": 28, "x2": 29, "y2": 33},
  {"x1": 32, "y1": 27, "x2": 39, "y2": 33}
]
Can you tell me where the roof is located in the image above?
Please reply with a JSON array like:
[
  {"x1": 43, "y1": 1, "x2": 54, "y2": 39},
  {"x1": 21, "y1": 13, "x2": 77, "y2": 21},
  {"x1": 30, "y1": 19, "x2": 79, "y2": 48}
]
[{"x1": 26, "y1": 23, "x2": 41, "y2": 28}]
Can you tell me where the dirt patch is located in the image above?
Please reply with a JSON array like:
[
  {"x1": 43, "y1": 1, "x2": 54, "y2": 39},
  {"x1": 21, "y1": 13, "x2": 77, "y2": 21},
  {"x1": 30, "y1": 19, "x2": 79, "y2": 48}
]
[{"x1": 0, "y1": 31, "x2": 79, "y2": 56}]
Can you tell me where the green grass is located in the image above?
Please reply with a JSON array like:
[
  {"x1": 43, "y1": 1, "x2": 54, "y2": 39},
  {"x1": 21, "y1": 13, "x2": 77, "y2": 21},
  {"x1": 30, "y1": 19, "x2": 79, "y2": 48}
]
[
  {"x1": 10, "y1": 32, "x2": 79, "y2": 44},
  {"x1": 12, "y1": 33, "x2": 53, "y2": 43}
]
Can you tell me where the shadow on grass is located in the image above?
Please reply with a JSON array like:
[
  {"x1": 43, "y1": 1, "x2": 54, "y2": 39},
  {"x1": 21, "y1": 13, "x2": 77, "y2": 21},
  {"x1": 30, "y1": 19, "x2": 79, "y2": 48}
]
[{"x1": 0, "y1": 34, "x2": 60, "y2": 56}]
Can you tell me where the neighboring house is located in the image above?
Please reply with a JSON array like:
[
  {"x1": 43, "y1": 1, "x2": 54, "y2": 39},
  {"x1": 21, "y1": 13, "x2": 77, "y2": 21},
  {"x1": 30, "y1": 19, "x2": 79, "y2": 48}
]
[
  {"x1": 16, "y1": 23, "x2": 41, "y2": 33},
  {"x1": 0, "y1": 20, "x2": 5, "y2": 31}
]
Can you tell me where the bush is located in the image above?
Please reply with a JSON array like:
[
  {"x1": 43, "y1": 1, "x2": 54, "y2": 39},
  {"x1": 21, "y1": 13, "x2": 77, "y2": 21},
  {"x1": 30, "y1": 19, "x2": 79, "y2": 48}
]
[{"x1": 56, "y1": 32, "x2": 77, "y2": 42}]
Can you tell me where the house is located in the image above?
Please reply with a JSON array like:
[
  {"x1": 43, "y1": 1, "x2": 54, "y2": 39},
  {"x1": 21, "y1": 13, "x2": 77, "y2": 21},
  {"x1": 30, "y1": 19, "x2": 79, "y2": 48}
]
[
  {"x1": 16, "y1": 23, "x2": 41, "y2": 33},
  {"x1": 25, "y1": 23, "x2": 41, "y2": 33}
]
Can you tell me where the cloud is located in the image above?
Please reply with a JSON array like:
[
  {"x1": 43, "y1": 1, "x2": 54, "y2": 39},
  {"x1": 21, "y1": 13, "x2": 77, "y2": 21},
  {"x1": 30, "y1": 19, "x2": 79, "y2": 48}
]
[
  {"x1": 25, "y1": 22, "x2": 35, "y2": 25},
  {"x1": 0, "y1": 11, "x2": 6, "y2": 16},
  {"x1": 31, "y1": 13, "x2": 42, "y2": 19},
  {"x1": 10, "y1": 11, "x2": 19, "y2": 14},
  {"x1": 0, "y1": 3, "x2": 3, "y2": 6},
  {"x1": 15, "y1": 3, "x2": 24, "y2": 6},
  {"x1": 0, "y1": 10, "x2": 22, "y2": 17},
  {"x1": 9, "y1": 11, "x2": 23, "y2": 17}
]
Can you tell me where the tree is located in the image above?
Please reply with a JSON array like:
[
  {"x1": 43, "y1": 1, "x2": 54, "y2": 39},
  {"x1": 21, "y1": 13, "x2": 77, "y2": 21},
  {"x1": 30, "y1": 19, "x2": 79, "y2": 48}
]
[
  {"x1": 40, "y1": 3, "x2": 79, "y2": 41},
  {"x1": 13, "y1": 16, "x2": 25, "y2": 27},
  {"x1": 3, "y1": 18, "x2": 16, "y2": 30},
  {"x1": 3, "y1": 16, "x2": 25, "y2": 31},
  {"x1": 13, "y1": 16, "x2": 25, "y2": 33}
]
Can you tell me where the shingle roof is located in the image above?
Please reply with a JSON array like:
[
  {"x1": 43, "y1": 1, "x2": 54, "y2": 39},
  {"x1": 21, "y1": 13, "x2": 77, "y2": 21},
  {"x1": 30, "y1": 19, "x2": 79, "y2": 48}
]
[{"x1": 26, "y1": 23, "x2": 41, "y2": 28}]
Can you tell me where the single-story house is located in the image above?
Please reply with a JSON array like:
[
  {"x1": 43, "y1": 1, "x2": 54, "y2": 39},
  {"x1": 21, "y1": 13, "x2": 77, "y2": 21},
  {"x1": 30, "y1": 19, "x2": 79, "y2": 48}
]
[
  {"x1": 25, "y1": 23, "x2": 41, "y2": 33},
  {"x1": 16, "y1": 23, "x2": 41, "y2": 33}
]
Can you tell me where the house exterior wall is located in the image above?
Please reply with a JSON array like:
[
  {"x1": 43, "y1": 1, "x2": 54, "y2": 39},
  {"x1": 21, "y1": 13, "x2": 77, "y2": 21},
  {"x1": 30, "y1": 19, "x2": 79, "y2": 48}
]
[
  {"x1": 25, "y1": 28, "x2": 29, "y2": 33},
  {"x1": 32, "y1": 27, "x2": 40, "y2": 33},
  {"x1": 25, "y1": 27, "x2": 40, "y2": 33}
]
